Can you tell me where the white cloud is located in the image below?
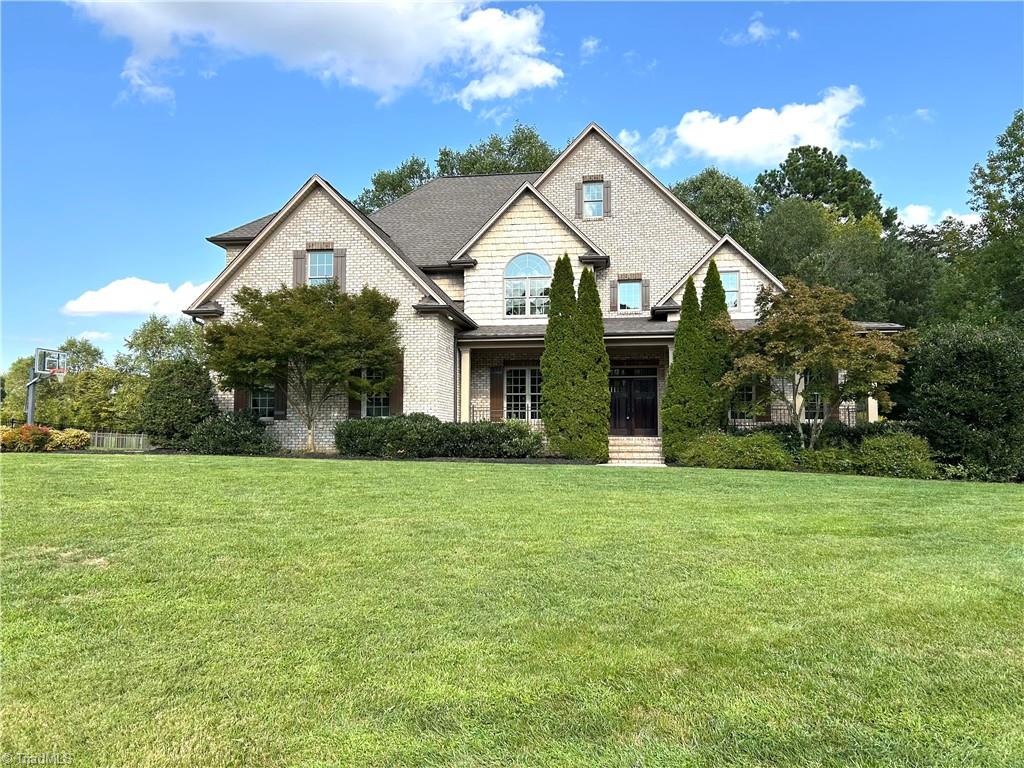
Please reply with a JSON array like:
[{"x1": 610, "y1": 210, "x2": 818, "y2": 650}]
[
  {"x1": 77, "y1": 330, "x2": 112, "y2": 341},
  {"x1": 62, "y1": 277, "x2": 210, "y2": 317},
  {"x1": 722, "y1": 12, "x2": 799, "y2": 46},
  {"x1": 914, "y1": 108, "x2": 934, "y2": 122},
  {"x1": 899, "y1": 204, "x2": 981, "y2": 228},
  {"x1": 73, "y1": 1, "x2": 562, "y2": 109},
  {"x1": 621, "y1": 85, "x2": 868, "y2": 168},
  {"x1": 580, "y1": 36, "x2": 601, "y2": 62}
]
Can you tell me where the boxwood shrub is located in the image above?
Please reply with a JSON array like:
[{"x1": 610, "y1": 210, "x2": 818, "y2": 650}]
[
  {"x1": 798, "y1": 447, "x2": 858, "y2": 475},
  {"x1": 334, "y1": 414, "x2": 543, "y2": 459},
  {"x1": 674, "y1": 432, "x2": 794, "y2": 471},
  {"x1": 186, "y1": 412, "x2": 279, "y2": 456},
  {"x1": 856, "y1": 433, "x2": 937, "y2": 480}
]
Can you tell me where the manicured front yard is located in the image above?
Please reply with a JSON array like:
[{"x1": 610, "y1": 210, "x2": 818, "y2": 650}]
[{"x1": 3, "y1": 454, "x2": 1022, "y2": 766}]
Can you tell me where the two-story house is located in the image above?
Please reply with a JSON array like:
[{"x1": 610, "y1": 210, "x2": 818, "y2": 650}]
[{"x1": 186, "y1": 122, "x2": 900, "y2": 453}]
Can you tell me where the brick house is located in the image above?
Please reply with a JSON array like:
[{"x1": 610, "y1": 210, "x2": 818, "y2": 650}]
[{"x1": 186, "y1": 123, "x2": 900, "y2": 455}]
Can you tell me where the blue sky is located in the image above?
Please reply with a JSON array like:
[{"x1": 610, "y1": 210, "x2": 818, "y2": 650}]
[{"x1": 2, "y1": 1, "x2": 1022, "y2": 368}]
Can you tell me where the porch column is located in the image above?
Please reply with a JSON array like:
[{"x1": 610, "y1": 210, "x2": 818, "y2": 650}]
[
  {"x1": 867, "y1": 396, "x2": 879, "y2": 423},
  {"x1": 667, "y1": 343, "x2": 673, "y2": 367},
  {"x1": 459, "y1": 346, "x2": 472, "y2": 422}
]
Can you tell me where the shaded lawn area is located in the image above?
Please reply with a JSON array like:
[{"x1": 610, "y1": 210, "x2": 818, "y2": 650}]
[{"x1": 2, "y1": 454, "x2": 1022, "y2": 767}]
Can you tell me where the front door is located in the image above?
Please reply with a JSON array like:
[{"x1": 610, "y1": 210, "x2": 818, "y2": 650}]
[{"x1": 609, "y1": 367, "x2": 658, "y2": 436}]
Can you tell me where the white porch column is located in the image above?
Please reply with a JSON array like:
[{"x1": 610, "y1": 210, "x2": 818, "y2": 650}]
[
  {"x1": 459, "y1": 347, "x2": 472, "y2": 423},
  {"x1": 867, "y1": 396, "x2": 880, "y2": 423},
  {"x1": 667, "y1": 343, "x2": 673, "y2": 367}
]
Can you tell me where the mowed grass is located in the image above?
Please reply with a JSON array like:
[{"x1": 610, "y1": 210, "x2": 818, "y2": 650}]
[{"x1": 2, "y1": 455, "x2": 1022, "y2": 767}]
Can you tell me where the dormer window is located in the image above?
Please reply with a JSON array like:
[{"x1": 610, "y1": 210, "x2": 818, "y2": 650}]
[
  {"x1": 721, "y1": 271, "x2": 740, "y2": 310},
  {"x1": 583, "y1": 181, "x2": 605, "y2": 218},
  {"x1": 307, "y1": 250, "x2": 334, "y2": 285},
  {"x1": 504, "y1": 253, "x2": 551, "y2": 316}
]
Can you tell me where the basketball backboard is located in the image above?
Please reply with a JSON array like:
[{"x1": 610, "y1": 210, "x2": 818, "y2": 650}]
[{"x1": 34, "y1": 348, "x2": 69, "y2": 382}]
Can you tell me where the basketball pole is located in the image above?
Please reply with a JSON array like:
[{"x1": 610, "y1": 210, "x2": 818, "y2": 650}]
[{"x1": 25, "y1": 364, "x2": 40, "y2": 425}]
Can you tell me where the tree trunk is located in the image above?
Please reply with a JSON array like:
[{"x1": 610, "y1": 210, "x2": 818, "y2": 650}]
[{"x1": 305, "y1": 419, "x2": 315, "y2": 452}]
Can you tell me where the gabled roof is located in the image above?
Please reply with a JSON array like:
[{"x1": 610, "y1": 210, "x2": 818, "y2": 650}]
[
  {"x1": 450, "y1": 182, "x2": 607, "y2": 264},
  {"x1": 369, "y1": 172, "x2": 540, "y2": 268},
  {"x1": 208, "y1": 212, "x2": 278, "y2": 245},
  {"x1": 655, "y1": 234, "x2": 786, "y2": 308},
  {"x1": 534, "y1": 122, "x2": 721, "y2": 243},
  {"x1": 188, "y1": 175, "x2": 475, "y2": 328}
]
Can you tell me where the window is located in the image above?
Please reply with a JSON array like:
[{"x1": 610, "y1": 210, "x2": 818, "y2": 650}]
[
  {"x1": 583, "y1": 181, "x2": 604, "y2": 218},
  {"x1": 505, "y1": 368, "x2": 542, "y2": 421},
  {"x1": 721, "y1": 271, "x2": 740, "y2": 310},
  {"x1": 504, "y1": 254, "x2": 551, "y2": 317},
  {"x1": 618, "y1": 280, "x2": 641, "y2": 311},
  {"x1": 364, "y1": 368, "x2": 390, "y2": 417},
  {"x1": 251, "y1": 385, "x2": 275, "y2": 418},
  {"x1": 308, "y1": 250, "x2": 334, "y2": 285},
  {"x1": 730, "y1": 384, "x2": 756, "y2": 421}
]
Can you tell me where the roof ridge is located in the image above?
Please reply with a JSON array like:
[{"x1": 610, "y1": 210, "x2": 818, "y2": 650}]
[{"x1": 433, "y1": 170, "x2": 542, "y2": 179}]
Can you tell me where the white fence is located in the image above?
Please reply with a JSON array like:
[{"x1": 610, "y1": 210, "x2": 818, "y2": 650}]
[{"x1": 88, "y1": 432, "x2": 151, "y2": 452}]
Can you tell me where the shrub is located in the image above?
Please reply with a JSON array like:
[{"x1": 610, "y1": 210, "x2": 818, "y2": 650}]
[
  {"x1": 798, "y1": 447, "x2": 858, "y2": 475},
  {"x1": 564, "y1": 268, "x2": 610, "y2": 461},
  {"x1": 741, "y1": 423, "x2": 803, "y2": 455},
  {"x1": 909, "y1": 324, "x2": 1024, "y2": 481},
  {"x1": 856, "y1": 434, "x2": 937, "y2": 480},
  {"x1": 186, "y1": 412, "x2": 279, "y2": 456},
  {"x1": 46, "y1": 428, "x2": 91, "y2": 451},
  {"x1": 674, "y1": 431, "x2": 794, "y2": 471},
  {"x1": 0, "y1": 424, "x2": 53, "y2": 452},
  {"x1": 334, "y1": 414, "x2": 543, "y2": 460},
  {"x1": 141, "y1": 358, "x2": 218, "y2": 448},
  {"x1": 662, "y1": 278, "x2": 714, "y2": 461}
]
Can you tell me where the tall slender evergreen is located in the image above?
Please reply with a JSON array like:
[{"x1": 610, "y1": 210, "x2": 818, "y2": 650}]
[
  {"x1": 540, "y1": 254, "x2": 577, "y2": 455},
  {"x1": 661, "y1": 278, "x2": 712, "y2": 462},
  {"x1": 566, "y1": 268, "x2": 610, "y2": 461},
  {"x1": 700, "y1": 260, "x2": 734, "y2": 427}
]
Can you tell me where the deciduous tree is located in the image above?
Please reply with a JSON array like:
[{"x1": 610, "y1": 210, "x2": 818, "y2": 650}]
[
  {"x1": 672, "y1": 168, "x2": 760, "y2": 249},
  {"x1": 354, "y1": 156, "x2": 433, "y2": 214}
]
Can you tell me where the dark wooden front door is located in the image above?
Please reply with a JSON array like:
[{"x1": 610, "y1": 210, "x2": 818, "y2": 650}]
[{"x1": 609, "y1": 368, "x2": 658, "y2": 436}]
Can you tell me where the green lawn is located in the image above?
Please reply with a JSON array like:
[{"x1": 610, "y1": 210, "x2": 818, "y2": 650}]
[{"x1": 3, "y1": 454, "x2": 1022, "y2": 767}]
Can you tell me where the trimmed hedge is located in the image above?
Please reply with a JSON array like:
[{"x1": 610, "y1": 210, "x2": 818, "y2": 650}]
[
  {"x1": 674, "y1": 432, "x2": 794, "y2": 471},
  {"x1": 1, "y1": 425, "x2": 91, "y2": 452},
  {"x1": 856, "y1": 433, "x2": 937, "y2": 480},
  {"x1": 187, "y1": 412, "x2": 279, "y2": 455},
  {"x1": 798, "y1": 447, "x2": 858, "y2": 475},
  {"x1": 334, "y1": 414, "x2": 543, "y2": 459}
]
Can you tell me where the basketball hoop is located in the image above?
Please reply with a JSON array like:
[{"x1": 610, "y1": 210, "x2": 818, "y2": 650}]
[
  {"x1": 34, "y1": 349, "x2": 69, "y2": 383},
  {"x1": 51, "y1": 368, "x2": 68, "y2": 384}
]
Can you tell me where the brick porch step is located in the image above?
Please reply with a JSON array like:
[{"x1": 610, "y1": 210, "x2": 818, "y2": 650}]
[{"x1": 607, "y1": 436, "x2": 664, "y2": 466}]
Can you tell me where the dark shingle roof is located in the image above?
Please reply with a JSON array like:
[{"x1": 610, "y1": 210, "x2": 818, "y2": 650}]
[
  {"x1": 208, "y1": 212, "x2": 278, "y2": 244},
  {"x1": 369, "y1": 173, "x2": 540, "y2": 268}
]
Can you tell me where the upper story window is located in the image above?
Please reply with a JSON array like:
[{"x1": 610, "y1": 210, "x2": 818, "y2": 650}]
[
  {"x1": 308, "y1": 250, "x2": 334, "y2": 285},
  {"x1": 583, "y1": 181, "x2": 605, "y2": 218},
  {"x1": 721, "y1": 271, "x2": 740, "y2": 310},
  {"x1": 618, "y1": 280, "x2": 642, "y2": 311},
  {"x1": 504, "y1": 253, "x2": 551, "y2": 317}
]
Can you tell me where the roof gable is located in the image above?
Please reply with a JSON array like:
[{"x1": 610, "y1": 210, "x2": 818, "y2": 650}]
[
  {"x1": 655, "y1": 234, "x2": 786, "y2": 307},
  {"x1": 535, "y1": 123, "x2": 720, "y2": 242},
  {"x1": 188, "y1": 175, "x2": 474, "y2": 327}
]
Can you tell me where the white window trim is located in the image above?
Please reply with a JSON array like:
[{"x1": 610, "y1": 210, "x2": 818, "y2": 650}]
[
  {"x1": 721, "y1": 270, "x2": 741, "y2": 311},
  {"x1": 617, "y1": 279, "x2": 643, "y2": 312},
  {"x1": 308, "y1": 249, "x2": 334, "y2": 286},
  {"x1": 582, "y1": 181, "x2": 605, "y2": 219},
  {"x1": 504, "y1": 254, "x2": 551, "y2": 319},
  {"x1": 361, "y1": 368, "x2": 390, "y2": 418},
  {"x1": 251, "y1": 384, "x2": 276, "y2": 421},
  {"x1": 503, "y1": 367, "x2": 542, "y2": 422}
]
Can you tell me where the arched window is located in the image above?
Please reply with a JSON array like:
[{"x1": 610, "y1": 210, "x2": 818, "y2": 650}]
[{"x1": 504, "y1": 253, "x2": 551, "y2": 317}]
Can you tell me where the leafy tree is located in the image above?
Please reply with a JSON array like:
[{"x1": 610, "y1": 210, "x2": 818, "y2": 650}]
[
  {"x1": 672, "y1": 168, "x2": 760, "y2": 249},
  {"x1": 115, "y1": 315, "x2": 205, "y2": 375},
  {"x1": 876, "y1": 224, "x2": 949, "y2": 328},
  {"x1": 436, "y1": 123, "x2": 558, "y2": 177},
  {"x1": 755, "y1": 145, "x2": 897, "y2": 227},
  {"x1": 723, "y1": 279, "x2": 905, "y2": 449},
  {"x1": 700, "y1": 260, "x2": 734, "y2": 427},
  {"x1": 0, "y1": 356, "x2": 34, "y2": 424},
  {"x1": 661, "y1": 278, "x2": 711, "y2": 461},
  {"x1": 565, "y1": 268, "x2": 610, "y2": 461},
  {"x1": 140, "y1": 358, "x2": 218, "y2": 447},
  {"x1": 908, "y1": 323, "x2": 1024, "y2": 480},
  {"x1": 540, "y1": 254, "x2": 578, "y2": 455},
  {"x1": 204, "y1": 283, "x2": 401, "y2": 452},
  {"x1": 354, "y1": 156, "x2": 433, "y2": 214},
  {"x1": 59, "y1": 337, "x2": 104, "y2": 374},
  {"x1": 756, "y1": 198, "x2": 832, "y2": 277}
]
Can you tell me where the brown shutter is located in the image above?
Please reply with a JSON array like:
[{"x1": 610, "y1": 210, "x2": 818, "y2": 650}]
[
  {"x1": 273, "y1": 379, "x2": 287, "y2": 420},
  {"x1": 293, "y1": 250, "x2": 307, "y2": 286},
  {"x1": 233, "y1": 387, "x2": 250, "y2": 412},
  {"x1": 348, "y1": 395, "x2": 362, "y2": 420},
  {"x1": 641, "y1": 279, "x2": 650, "y2": 311},
  {"x1": 390, "y1": 355, "x2": 404, "y2": 416},
  {"x1": 489, "y1": 366, "x2": 504, "y2": 422},
  {"x1": 603, "y1": 180, "x2": 611, "y2": 216},
  {"x1": 609, "y1": 281, "x2": 618, "y2": 312},
  {"x1": 575, "y1": 183, "x2": 583, "y2": 218},
  {"x1": 333, "y1": 248, "x2": 346, "y2": 290}
]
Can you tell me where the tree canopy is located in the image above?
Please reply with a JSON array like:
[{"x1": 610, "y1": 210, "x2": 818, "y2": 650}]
[
  {"x1": 353, "y1": 156, "x2": 433, "y2": 214},
  {"x1": 672, "y1": 168, "x2": 760, "y2": 249},
  {"x1": 754, "y1": 145, "x2": 897, "y2": 227},
  {"x1": 115, "y1": 315, "x2": 205, "y2": 375}
]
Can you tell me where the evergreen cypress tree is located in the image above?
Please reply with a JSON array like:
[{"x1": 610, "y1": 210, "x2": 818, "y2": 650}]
[
  {"x1": 565, "y1": 268, "x2": 610, "y2": 461},
  {"x1": 700, "y1": 259, "x2": 734, "y2": 427},
  {"x1": 661, "y1": 278, "x2": 711, "y2": 462},
  {"x1": 540, "y1": 254, "x2": 577, "y2": 455}
]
